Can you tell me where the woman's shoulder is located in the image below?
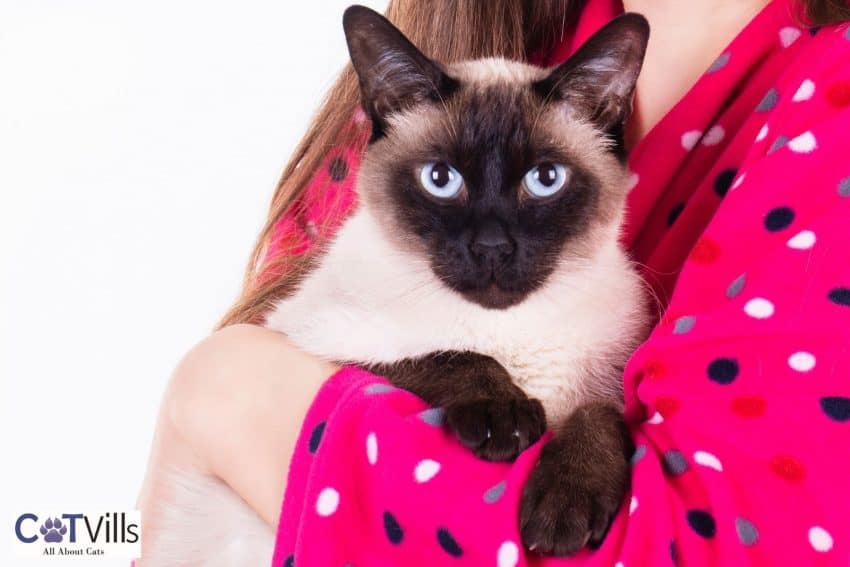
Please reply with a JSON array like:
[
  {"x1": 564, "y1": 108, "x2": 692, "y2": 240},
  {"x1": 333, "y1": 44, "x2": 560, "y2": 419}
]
[{"x1": 772, "y1": 23, "x2": 850, "y2": 118}]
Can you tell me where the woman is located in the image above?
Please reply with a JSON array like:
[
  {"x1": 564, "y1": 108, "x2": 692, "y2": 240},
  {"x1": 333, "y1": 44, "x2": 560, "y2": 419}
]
[{"x1": 138, "y1": 0, "x2": 850, "y2": 565}]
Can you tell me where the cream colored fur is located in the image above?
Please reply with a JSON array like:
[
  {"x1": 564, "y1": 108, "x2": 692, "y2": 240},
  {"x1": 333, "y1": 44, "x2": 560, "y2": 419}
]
[
  {"x1": 266, "y1": 205, "x2": 646, "y2": 425},
  {"x1": 140, "y1": 469, "x2": 274, "y2": 566}
]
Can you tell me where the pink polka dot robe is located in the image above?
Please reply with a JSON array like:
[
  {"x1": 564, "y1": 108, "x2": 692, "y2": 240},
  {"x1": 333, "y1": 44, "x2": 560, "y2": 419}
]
[{"x1": 267, "y1": 0, "x2": 850, "y2": 565}]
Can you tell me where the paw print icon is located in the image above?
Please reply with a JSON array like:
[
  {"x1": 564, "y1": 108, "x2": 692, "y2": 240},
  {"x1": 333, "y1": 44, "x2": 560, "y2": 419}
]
[{"x1": 40, "y1": 518, "x2": 67, "y2": 543}]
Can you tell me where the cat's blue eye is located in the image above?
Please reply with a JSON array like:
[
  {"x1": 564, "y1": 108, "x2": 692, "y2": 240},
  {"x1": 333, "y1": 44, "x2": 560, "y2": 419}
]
[
  {"x1": 419, "y1": 162, "x2": 463, "y2": 199},
  {"x1": 523, "y1": 163, "x2": 570, "y2": 199}
]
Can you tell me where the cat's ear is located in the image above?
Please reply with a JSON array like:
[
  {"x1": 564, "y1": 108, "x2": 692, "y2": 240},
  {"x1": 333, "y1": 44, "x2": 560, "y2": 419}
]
[
  {"x1": 535, "y1": 13, "x2": 649, "y2": 132},
  {"x1": 343, "y1": 5, "x2": 457, "y2": 137}
]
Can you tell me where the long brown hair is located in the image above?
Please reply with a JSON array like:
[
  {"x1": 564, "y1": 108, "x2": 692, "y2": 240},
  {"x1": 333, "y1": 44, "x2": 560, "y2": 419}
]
[{"x1": 218, "y1": 0, "x2": 850, "y2": 328}]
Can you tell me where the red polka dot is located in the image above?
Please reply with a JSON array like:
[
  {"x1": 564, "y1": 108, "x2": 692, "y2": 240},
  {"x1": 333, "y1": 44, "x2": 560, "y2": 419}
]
[
  {"x1": 825, "y1": 80, "x2": 850, "y2": 108},
  {"x1": 731, "y1": 396, "x2": 767, "y2": 418},
  {"x1": 770, "y1": 455, "x2": 807, "y2": 483},
  {"x1": 690, "y1": 237, "x2": 722, "y2": 265},
  {"x1": 644, "y1": 360, "x2": 669, "y2": 380},
  {"x1": 656, "y1": 397, "x2": 681, "y2": 418}
]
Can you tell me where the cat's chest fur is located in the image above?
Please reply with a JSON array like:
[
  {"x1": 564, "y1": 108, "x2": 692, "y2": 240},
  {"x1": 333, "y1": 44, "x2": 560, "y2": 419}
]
[{"x1": 265, "y1": 207, "x2": 646, "y2": 424}]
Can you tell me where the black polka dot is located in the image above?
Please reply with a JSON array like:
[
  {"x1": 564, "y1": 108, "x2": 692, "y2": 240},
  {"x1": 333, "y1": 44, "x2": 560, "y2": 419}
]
[
  {"x1": 810, "y1": 26, "x2": 822, "y2": 36},
  {"x1": 828, "y1": 287, "x2": 850, "y2": 307},
  {"x1": 670, "y1": 540, "x2": 679, "y2": 565},
  {"x1": 383, "y1": 511, "x2": 404, "y2": 544},
  {"x1": 714, "y1": 168, "x2": 738, "y2": 197},
  {"x1": 687, "y1": 509, "x2": 717, "y2": 539},
  {"x1": 667, "y1": 203, "x2": 686, "y2": 226},
  {"x1": 764, "y1": 206, "x2": 795, "y2": 232},
  {"x1": 283, "y1": 554, "x2": 294, "y2": 567},
  {"x1": 820, "y1": 397, "x2": 850, "y2": 422},
  {"x1": 328, "y1": 156, "x2": 349, "y2": 182},
  {"x1": 308, "y1": 421, "x2": 326, "y2": 454},
  {"x1": 436, "y1": 528, "x2": 463, "y2": 557},
  {"x1": 707, "y1": 357, "x2": 739, "y2": 384}
]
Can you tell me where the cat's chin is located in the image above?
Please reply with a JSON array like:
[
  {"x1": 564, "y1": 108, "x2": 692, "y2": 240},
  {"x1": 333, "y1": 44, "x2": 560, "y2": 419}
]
[{"x1": 459, "y1": 284, "x2": 528, "y2": 310}]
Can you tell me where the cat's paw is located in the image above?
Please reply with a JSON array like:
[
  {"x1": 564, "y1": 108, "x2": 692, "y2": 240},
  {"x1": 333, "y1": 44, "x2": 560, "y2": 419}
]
[
  {"x1": 519, "y1": 404, "x2": 632, "y2": 556},
  {"x1": 445, "y1": 396, "x2": 546, "y2": 461}
]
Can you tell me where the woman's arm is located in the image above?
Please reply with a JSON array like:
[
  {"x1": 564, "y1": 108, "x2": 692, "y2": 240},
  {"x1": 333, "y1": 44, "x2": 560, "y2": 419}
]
[{"x1": 136, "y1": 324, "x2": 337, "y2": 550}]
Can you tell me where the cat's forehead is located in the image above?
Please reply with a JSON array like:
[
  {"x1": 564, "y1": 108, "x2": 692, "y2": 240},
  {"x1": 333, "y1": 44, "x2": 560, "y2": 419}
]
[
  {"x1": 446, "y1": 58, "x2": 548, "y2": 86},
  {"x1": 383, "y1": 59, "x2": 612, "y2": 172}
]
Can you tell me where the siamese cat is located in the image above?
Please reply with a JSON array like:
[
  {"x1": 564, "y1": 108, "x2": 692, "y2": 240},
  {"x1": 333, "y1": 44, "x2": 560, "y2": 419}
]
[
  {"x1": 145, "y1": 6, "x2": 650, "y2": 565},
  {"x1": 267, "y1": 6, "x2": 650, "y2": 556}
]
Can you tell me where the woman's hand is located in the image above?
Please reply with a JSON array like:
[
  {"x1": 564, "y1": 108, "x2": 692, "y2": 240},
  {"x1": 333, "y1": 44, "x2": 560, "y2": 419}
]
[{"x1": 136, "y1": 324, "x2": 337, "y2": 557}]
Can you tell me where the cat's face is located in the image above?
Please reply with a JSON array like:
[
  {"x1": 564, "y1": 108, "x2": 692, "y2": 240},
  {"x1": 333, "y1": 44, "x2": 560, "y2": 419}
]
[{"x1": 343, "y1": 6, "x2": 649, "y2": 309}]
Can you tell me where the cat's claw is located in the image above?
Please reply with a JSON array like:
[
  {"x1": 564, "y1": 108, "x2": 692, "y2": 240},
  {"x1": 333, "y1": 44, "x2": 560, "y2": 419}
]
[{"x1": 445, "y1": 396, "x2": 546, "y2": 461}]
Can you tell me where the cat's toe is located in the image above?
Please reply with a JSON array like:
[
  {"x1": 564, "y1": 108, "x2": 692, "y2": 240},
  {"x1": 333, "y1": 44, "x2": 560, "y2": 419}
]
[{"x1": 446, "y1": 396, "x2": 546, "y2": 461}]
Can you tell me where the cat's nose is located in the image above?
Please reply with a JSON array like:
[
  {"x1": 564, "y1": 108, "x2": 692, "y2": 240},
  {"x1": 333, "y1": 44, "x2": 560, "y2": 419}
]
[{"x1": 470, "y1": 219, "x2": 514, "y2": 266}]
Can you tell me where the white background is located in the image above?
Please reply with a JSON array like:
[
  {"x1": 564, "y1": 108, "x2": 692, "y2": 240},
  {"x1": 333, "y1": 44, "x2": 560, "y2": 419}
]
[{"x1": 0, "y1": 1, "x2": 385, "y2": 564}]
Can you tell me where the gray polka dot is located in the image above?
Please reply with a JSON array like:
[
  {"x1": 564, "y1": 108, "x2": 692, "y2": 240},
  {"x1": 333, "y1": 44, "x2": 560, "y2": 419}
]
[
  {"x1": 631, "y1": 444, "x2": 648, "y2": 466},
  {"x1": 365, "y1": 383, "x2": 396, "y2": 394},
  {"x1": 664, "y1": 450, "x2": 689, "y2": 475},
  {"x1": 418, "y1": 407, "x2": 446, "y2": 426},
  {"x1": 707, "y1": 52, "x2": 731, "y2": 74},
  {"x1": 483, "y1": 481, "x2": 507, "y2": 504},
  {"x1": 727, "y1": 274, "x2": 747, "y2": 299},
  {"x1": 756, "y1": 88, "x2": 779, "y2": 112},
  {"x1": 838, "y1": 177, "x2": 850, "y2": 198},
  {"x1": 768, "y1": 135, "x2": 790, "y2": 154},
  {"x1": 673, "y1": 315, "x2": 697, "y2": 335},
  {"x1": 845, "y1": 25, "x2": 850, "y2": 41},
  {"x1": 736, "y1": 517, "x2": 759, "y2": 546}
]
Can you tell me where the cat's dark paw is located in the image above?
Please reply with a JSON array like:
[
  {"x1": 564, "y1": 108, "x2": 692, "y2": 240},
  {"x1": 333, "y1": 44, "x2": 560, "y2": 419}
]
[
  {"x1": 445, "y1": 396, "x2": 546, "y2": 462},
  {"x1": 519, "y1": 403, "x2": 632, "y2": 556}
]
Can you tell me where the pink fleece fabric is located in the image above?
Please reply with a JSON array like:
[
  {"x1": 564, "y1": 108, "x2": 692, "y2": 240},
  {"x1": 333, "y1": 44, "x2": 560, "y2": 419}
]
[{"x1": 270, "y1": 1, "x2": 850, "y2": 565}]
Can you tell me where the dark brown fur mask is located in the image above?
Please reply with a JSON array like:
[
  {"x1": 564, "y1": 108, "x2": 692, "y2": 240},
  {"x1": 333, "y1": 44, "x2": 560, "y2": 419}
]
[{"x1": 343, "y1": 6, "x2": 649, "y2": 309}]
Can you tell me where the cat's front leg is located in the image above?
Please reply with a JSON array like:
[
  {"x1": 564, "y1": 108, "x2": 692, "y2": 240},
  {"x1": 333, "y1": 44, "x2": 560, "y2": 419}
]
[
  {"x1": 519, "y1": 401, "x2": 634, "y2": 556},
  {"x1": 368, "y1": 351, "x2": 546, "y2": 462}
]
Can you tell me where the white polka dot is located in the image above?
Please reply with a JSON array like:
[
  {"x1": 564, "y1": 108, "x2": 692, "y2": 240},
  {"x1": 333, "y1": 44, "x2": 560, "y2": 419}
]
[
  {"x1": 366, "y1": 432, "x2": 378, "y2": 465},
  {"x1": 788, "y1": 351, "x2": 816, "y2": 372},
  {"x1": 616, "y1": 563, "x2": 625, "y2": 567},
  {"x1": 702, "y1": 125, "x2": 726, "y2": 146},
  {"x1": 809, "y1": 526, "x2": 833, "y2": 552},
  {"x1": 788, "y1": 131, "x2": 817, "y2": 154},
  {"x1": 756, "y1": 124, "x2": 769, "y2": 142},
  {"x1": 627, "y1": 171, "x2": 640, "y2": 191},
  {"x1": 648, "y1": 411, "x2": 664, "y2": 425},
  {"x1": 497, "y1": 541, "x2": 520, "y2": 567},
  {"x1": 694, "y1": 451, "x2": 724, "y2": 472},
  {"x1": 793, "y1": 79, "x2": 816, "y2": 102},
  {"x1": 414, "y1": 459, "x2": 441, "y2": 483},
  {"x1": 744, "y1": 298, "x2": 775, "y2": 319},
  {"x1": 316, "y1": 487, "x2": 340, "y2": 517},
  {"x1": 681, "y1": 130, "x2": 702, "y2": 151},
  {"x1": 787, "y1": 230, "x2": 816, "y2": 250},
  {"x1": 779, "y1": 26, "x2": 802, "y2": 48},
  {"x1": 629, "y1": 496, "x2": 638, "y2": 515},
  {"x1": 731, "y1": 172, "x2": 746, "y2": 191}
]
